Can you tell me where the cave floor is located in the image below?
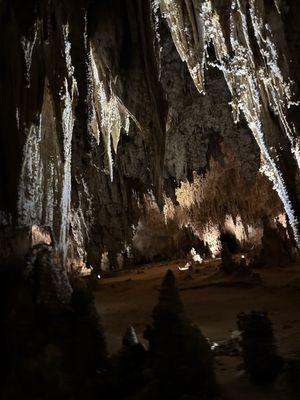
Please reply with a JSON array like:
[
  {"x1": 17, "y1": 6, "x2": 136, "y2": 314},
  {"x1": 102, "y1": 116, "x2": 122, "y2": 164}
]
[{"x1": 94, "y1": 260, "x2": 300, "y2": 400}]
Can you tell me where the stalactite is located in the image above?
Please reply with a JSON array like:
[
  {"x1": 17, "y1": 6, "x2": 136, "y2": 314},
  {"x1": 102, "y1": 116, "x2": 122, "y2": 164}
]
[
  {"x1": 151, "y1": 0, "x2": 163, "y2": 79},
  {"x1": 160, "y1": 0, "x2": 205, "y2": 93},
  {"x1": 90, "y1": 47, "x2": 130, "y2": 182},
  {"x1": 20, "y1": 22, "x2": 38, "y2": 88},
  {"x1": 248, "y1": 0, "x2": 300, "y2": 167},
  {"x1": 62, "y1": 24, "x2": 74, "y2": 78},
  {"x1": 17, "y1": 117, "x2": 43, "y2": 226},
  {"x1": 70, "y1": 176, "x2": 94, "y2": 263},
  {"x1": 159, "y1": 0, "x2": 300, "y2": 245},
  {"x1": 58, "y1": 77, "x2": 77, "y2": 262},
  {"x1": 1, "y1": 0, "x2": 299, "y2": 268},
  {"x1": 44, "y1": 163, "x2": 55, "y2": 229}
]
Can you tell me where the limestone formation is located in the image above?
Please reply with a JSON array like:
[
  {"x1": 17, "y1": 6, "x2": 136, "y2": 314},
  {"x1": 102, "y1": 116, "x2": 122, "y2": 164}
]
[{"x1": 0, "y1": 0, "x2": 299, "y2": 270}]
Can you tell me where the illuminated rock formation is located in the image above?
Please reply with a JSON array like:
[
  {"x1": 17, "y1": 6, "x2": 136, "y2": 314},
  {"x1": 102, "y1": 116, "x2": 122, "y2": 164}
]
[{"x1": 0, "y1": 0, "x2": 299, "y2": 269}]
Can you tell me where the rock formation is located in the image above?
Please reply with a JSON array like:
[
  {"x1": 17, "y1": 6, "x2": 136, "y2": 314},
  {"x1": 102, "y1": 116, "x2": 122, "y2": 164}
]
[{"x1": 0, "y1": 0, "x2": 299, "y2": 270}]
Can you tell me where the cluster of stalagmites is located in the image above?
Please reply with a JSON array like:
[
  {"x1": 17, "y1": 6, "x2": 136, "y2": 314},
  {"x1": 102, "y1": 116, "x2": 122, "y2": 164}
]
[
  {"x1": 2, "y1": 265, "x2": 299, "y2": 399},
  {"x1": 0, "y1": 0, "x2": 299, "y2": 270}
]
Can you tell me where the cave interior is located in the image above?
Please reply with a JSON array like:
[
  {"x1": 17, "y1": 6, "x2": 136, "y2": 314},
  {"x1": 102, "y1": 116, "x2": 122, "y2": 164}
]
[{"x1": 1, "y1": 1, "x2": 300, "y2": 399}]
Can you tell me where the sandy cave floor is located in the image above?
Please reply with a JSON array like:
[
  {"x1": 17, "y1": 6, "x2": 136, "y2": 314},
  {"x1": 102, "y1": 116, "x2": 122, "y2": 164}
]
[{"x1": 94, "y1": 259, "x2": 300, "y2": 399}]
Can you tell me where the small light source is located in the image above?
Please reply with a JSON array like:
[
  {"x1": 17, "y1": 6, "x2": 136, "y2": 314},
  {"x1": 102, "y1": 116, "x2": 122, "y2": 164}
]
[
  {"x1": 211, "y1": 342, "x2": 219, "y2": 351},
  {"x1": 241, "y1": 255, "x2": 245, "y2": 259},
  {"x1": 97, "y1": 274, "x2": 101, "y2": 280},
  {"x1": 178, "y1": 263, "x2": 190, "y2": 271}
]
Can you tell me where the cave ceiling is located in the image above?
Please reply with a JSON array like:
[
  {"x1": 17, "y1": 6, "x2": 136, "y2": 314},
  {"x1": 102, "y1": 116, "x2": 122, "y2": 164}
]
[{"x1": 0, "y1": 0, "x2": 299, "y2": 268}]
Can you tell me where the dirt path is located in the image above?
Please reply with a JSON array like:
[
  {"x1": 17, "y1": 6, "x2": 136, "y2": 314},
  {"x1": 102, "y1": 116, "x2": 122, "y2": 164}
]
[{"x1": 94, "y1": 261, "x2": 300, "y2": 399}]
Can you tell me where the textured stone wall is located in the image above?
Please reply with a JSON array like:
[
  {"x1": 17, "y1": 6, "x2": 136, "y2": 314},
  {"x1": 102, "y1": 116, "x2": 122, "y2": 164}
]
[{"x1": 0, "y1": 0, "x2": 298, "y2": 269}]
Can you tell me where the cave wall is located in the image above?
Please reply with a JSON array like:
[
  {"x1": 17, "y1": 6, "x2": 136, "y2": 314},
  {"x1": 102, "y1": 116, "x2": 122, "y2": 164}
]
[
  {"x1": 0, "y1": 0, "x2": 299, "y2": 269},
  {"x1": 160, "y1": 0, "x2": 300, "y2": 241}
]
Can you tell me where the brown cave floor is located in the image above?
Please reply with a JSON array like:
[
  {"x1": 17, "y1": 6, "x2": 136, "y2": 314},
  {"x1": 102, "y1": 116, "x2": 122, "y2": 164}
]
[{"x1": 94, "y1": 260, "x2": 300, "y2": 400}]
